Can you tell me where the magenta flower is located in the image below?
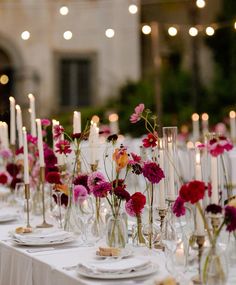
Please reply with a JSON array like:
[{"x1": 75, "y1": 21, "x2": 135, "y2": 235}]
[
  {"x1": 208, "y1": 137, "x2": 233, "y2": 157},
  {"x1": 225, "y1": 206, "x2": 236, "y2": 232},
  {"x1": 88, "y1": 171, "x2": 106, "y2": 192},
  {"x1": 53, "y1": 125, "x2": 64, "y2": 140},
  {"x1": 55, "y1": 140, "x2": 72, "y2": 155},
  {"x1": 128, "y1": 152, "x2": 142, "y2": 165},
  {"x1": 93, "y1": 182, "x2": 112, "y2": 198},
  {"x1": 27, "y1": 134, "x2": 37, "y2": 145},
  {"x1": 218, "y1": 136, "x2": 233, "y2": 151},
  {"x1": 73, "y1": 174, "x2": 90, "y2": 193},
  {"x1": 173, "y1": 197, "x2": 186, "y2": 217},
  {"x1": 73, "y1": 185, "x2": 88, "y2": 202},
  {"x1": 142, "y1": 161, "x2": 165, "y2": 184},
  {"x1": 130, "y1": 103, "x2": 145, "y2": 123},
  {"x1": 41, "y1": 119, "x2": 51, "y2": 127}
]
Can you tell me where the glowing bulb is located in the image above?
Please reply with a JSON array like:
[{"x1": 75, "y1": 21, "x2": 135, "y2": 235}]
[
  {"x1": 21, "y1": 31, "x2": 30, "y2": 40},
  {"x1": 91, "y1": 115, "x2": 100, "y2": 124},
  {"x1": 229, "y1": 110, "x2": 236, "y2": 118},
  {"x1": 105, "y1": 29, "x2": 115, "y2": 38},
  {"x1": 202, "y1": 113, "x2": 209, "y2": 121},
  {"x1": 128, "y1": 4, "x2": 138, "y2": 14},
  {"x1": 187, "y1": 141, "x2": 194, "y2": 149},
  {"x1": 63, "y1": 31, "x2": 72, "y2": 40},
  {"x1": 109, "y1": 113, "x2": 119, "y2": 122},
  {"x1": 189, "y1": 27, "x2": 198, "y2": 37},
  {"x1": 196, "y1": 152, "x2": 201, "y2": 164},
  {"x1": 142, "y1": 25, "x2": 151, "y2": 35},
  {"x1": 192, "y1": 113, "x2": 199, "y2": 121},
  {"x1": 59, "y1": 5, "x2": 69, "y2": 15},
  {"x1": 234, "y1": 22, "x2": 236, "y2": 30},
  {"x1": 0, "y1": 74, "x2": 9, "y2": 85},
  {"x1": 196, "y1": 0, "x2": 205, "y2": 8},
  {"x1": 168, "y1": 27, "x2": 178, "y2": 37},
  {"x1": 206, "y1": 26, "x2": 215, "y2": 36}
]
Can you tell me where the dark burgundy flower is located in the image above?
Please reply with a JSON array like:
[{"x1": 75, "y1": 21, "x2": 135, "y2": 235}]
[
  {"x1": 45, "y1": 165, "x2": 59, "y2": 176},
  {"x1": 225, "y1": 206, "x2": 236, "y2": 232},
  {"x1": 6, "y1": 163, "x2": 20, "y2": 177},
  {"x1": 107, "y1": 134, "x2": 118, "y2": 143},
  {"x1": 114, "y1": 186, "x2": 130, "y2": 201},
  {"x1": 53, "y1": 125, "x2": 64, "y2": 140},
  {"x1": 112, "y1": 179, "x2": 126, "y2": 189},
  {"x1": 15, "y1": 147, "x2": 24, "y2": 155},
  {"x1": 73, "y1": 174, "x2": 90, "y2": 193},
  {"x1": 142, "y1": 133, "x2": 158, "y2": 148},
  {"x1": 44, "y1": 147, "x2": 57, "y2": 167},
  {"x1": 125, "y1": 192, "x2": 146, "y2": 217},
  {"x1": 142, "y1": 162, "x2": 165, "y2": 184},
  {"x1": 131, "y1": 163, "x2": 143, "y2": 175},
  {"x1": 71, "y1": 133, "x2": 82, "y2": 139},
  {"x1": 55, "y1": 140, "x2": 72, "y2": 155},
  {"x1": 53, "y1": 192, "x2": 68, "y2": 207},
  {"x1": 173, "y1": 196, "x2": 186, "y2": 217},
  {"x1": 46, "y1": 172, "x2": 61, "y2": 184},
  {"x1": 0, "y1": 173, "x2": 8, "y2": 185},
  {"x1": 206, "y1": 204, "x2": 222, "y2": 215},
  {"x1": 92, "y1": 182, "x2": 112, "y2": 198},
  {"x1": 10, "y1": 177, "x2": 22, "y2": 189}
]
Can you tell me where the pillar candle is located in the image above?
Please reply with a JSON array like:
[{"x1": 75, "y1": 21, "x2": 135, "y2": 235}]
[
  {"x1": 229, "y1": 111, "x2": 236, "y2": 142},
  {"x1": 201, "y1": 113, "x2": 209, "y2": 136},
  {"x1": 73, "y1": 111, "x2": 81, "y2": 134},
  {"x1": 192, "y1": 113, "x2": 200, "y2": 142},
  {"x1": 9, "y1": 97, "x2": 16, "y2": 145},
  {"x1": 28, "y1": 94, "x2": 36, "y2": 137},
  {"x1": 36, "y1": 119, "x2": 45, "y2": 167},
  {"x1": 109, "y1": 113, "x2": 119, "y2": 134},
  {"x1": 2, "y1": 122, "x2": 9, "y2": 149},
  {"x1": 89, "y1": 122, "x2": 99, "y2": 164},
  {"x1": 211, "y1": 156, "x2": 218, "y2": 204},
  {"x1": 22, "y1": 127, "x2": 29, "y2": 184},
  {"x1": 16, "y1": 105, "x2": 23, "y2": 148},
  {"x1": 195, "y1": 150, "x2": 205, "y2": 235}
]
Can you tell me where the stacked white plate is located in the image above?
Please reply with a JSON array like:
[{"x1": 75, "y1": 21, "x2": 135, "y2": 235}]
[
  {"x1": 0, "y1": 208, "x2": 18, "y2": 222},
  {"x1": 11, "y1": 229, "x2": 75, "y2": 246}
]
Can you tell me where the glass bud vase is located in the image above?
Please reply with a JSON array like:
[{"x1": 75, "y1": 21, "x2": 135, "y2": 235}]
[
  {"x1": 32, "y1": 187, "x2": 42, "y2": 216},
  {"x1": 201, "y1": 245, "x2": 228, "y2": 285},
  {"x1": 132, "y1": 215, "x2": 146, "y2": 247},
  {"x1": 106, "y1": 214, "x2": 127, "y2": 248}
]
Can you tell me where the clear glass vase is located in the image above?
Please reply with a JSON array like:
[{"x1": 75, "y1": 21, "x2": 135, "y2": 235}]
[
  {"x1": 201, "y1": 245, "x2": 228, "y2": 285},
  {"x1": 106, "y1": 214, "x2": 127, "y2": 248},
  {"x1": 32, "y1": 188, "x2": 42, "y2": 216},
  {"x1": 91, "y1": 197, "x2": 105, "y2": 240},
  {"x1": 132, "y1": 215, "x2": 146, "y2": 247}
]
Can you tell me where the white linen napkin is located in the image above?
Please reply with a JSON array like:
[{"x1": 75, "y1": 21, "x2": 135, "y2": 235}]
[{"x1": 78, "y1": 257, "x2": 151, "y2": 275}]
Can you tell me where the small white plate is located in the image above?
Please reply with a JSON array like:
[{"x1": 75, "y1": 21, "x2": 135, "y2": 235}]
[
  {"x1": 95, "y1": 248, "x2": 133, "y2": 259},
  {"x1": 77, "y1": 263, "x2": 159, "y2": 280},
  {"x1": 11, "y1": 236, "x2": 76, "y2": 246},
  {"x1": 0, "y1": 215, "x2": 18, "y2": 223}
]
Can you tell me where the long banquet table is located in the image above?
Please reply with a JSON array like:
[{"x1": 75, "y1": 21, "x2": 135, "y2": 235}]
[{"x1": 1, "y1": 213, "x2": 236, "y2": 284}]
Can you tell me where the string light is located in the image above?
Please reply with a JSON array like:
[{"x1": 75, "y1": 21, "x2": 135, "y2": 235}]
[
  {"x1": 196, "y1": 0, "x2": 206, "y2": 8},
  {"x1": 21, "y1": 31, "x2": 30, "y2": 40},
  {"x1": 168, "y1": 27, "x2": 177, "y2": 36},
  {"x1": 128, "y1": 4, "x2": 138, "y2": 14},
  {"x1": 63, "y1": 30, "x2": 72, "y2": 40},
  {"x1": 105, "y1": 29, "x2": 115, "y2": 38},
  {"x1": 205, "y1": 26, "x2": 215, "y2": 36},
  {"x1": 142, "y1": 25, "x2": 151, "y2": 35},
  {"x1": 0, "y1": 75, "x2": 9, "y2": 85},
  {"x1": 189, "y1": 27, "x2": 198, "y2": 37},
  {"x1": 234, "y1": 22, "x2": 236, "y2": 30},
  {"x1": 59, "y1": 5, "x2": 69, "y2": 15}
]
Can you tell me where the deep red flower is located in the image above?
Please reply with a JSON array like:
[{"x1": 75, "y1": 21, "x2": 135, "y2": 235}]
[
  {"x1": 44, "y1": 147, "x2": 57, "y2": 167},
  {"x1": 15, "y1": 147, "x2": 24, "y2": 155},
  {"x1": 6, "y1": 163, "x2": 20, "y2": 177},
  {"x1": 225, "y1": 206, "x2": 236, "y2": 232},
  {"x1": 10, "y1": 177, "x2": 22, "y2": 189},
  {"x1": 142, "y1": 162, "x2": 165, "y2": 184},
  {"x1": 142, "y1": 133, "x2": 158, "y2": 148},
  {"x1": 55, "y1": 140, "x2": 72, "y2": 154},
  {"x1": 53, "y1": 125, "x2": 64, "y2": 140},
  {"x1": 173, "y1": 196, "x2": 186, "y2": 217},
  {"x1": 46, "y1": 172, "x2": 61, "y2": 184},
  {"x1": 125, "y1": 192, "x2": 146, "y2": 217},
  {"x1": 92, "y1": 182, "x2": 112, "y2": 198},
  {"x1": 73, "y1": 174, "x2": 90, "y2": 193},
  {"x1": 180, "y1": 180, "x2": 205, "y2": 204},
  {"x1": 208, "y1": 137, "x2": 233, "y2": 157},
  {"x1": 179, "y1": 184, "x2": 192, "y2": 202},
  {"x1": 0, "y1": 173, "x2": 8, "y2": 185},
  {"x1": 114, "y1": 186, "x2": 130, "y2": 201}
]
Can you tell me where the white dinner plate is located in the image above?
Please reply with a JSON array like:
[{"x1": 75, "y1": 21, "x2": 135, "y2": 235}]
[
  {"x1": 0, "y1": 214, "x2": 18, "y2": 223},
  {"x1": 77, "y1": 263, "x2": 159, "y2": 280},
  {"x1": 11, "y1": 236, "x2": 76, "y2": 246}
]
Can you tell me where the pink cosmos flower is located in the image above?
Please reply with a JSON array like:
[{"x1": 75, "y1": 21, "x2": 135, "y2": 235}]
[
  {"x1": 87, "y1": 171, "x2": 106, "y2": 192},
  {"x1": 173, "y1": 196, "x2": 186, "y2": 217},
  {"x1": 27, "y1": 134, "x2": 37, "y2": 145},
  {"x1": 41, "y1": 119, "x2": 51, "y2": 127},
  {"x1": 0, "y1": 149, "x2": 12, "y2": 159},
  {"x1": 208, "y1": 137, "x2": 233, "y2": 157},
  {"x1": 130, "y1": 103, "x2": 145, "y2": 123},
  {"x1": 55, "y1": 140, "x2": 72, "y2": 154},
  {"x1": 142, "y1": 161, "x2": 165, "y2": 184},
  {"x1": 53, "y1": 125, "x2": 64, "y2": 140},
  {"x1": 73, "y1": 185, "x2": 88, "y2": 202}
]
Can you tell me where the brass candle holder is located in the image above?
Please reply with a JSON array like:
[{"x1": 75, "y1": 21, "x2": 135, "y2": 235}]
[
  {"x1": 90, "y1": 162, "x2": 98, "y2": 172},
  {"x1": 158, "y1": 208, "x2": 167, "y2": 231},
  {"x1": 37, "y1": 166, "x2": 53, "y2": 228},
  {"x1": 24, "y1": 183, "x2": 31, "y2": 228},
  {"x1": 192, "y1": 235, "x2": 205, "y2": 285},
  {"x1": 10, "y1": 144, "x2": 15, "y2": 160}
]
